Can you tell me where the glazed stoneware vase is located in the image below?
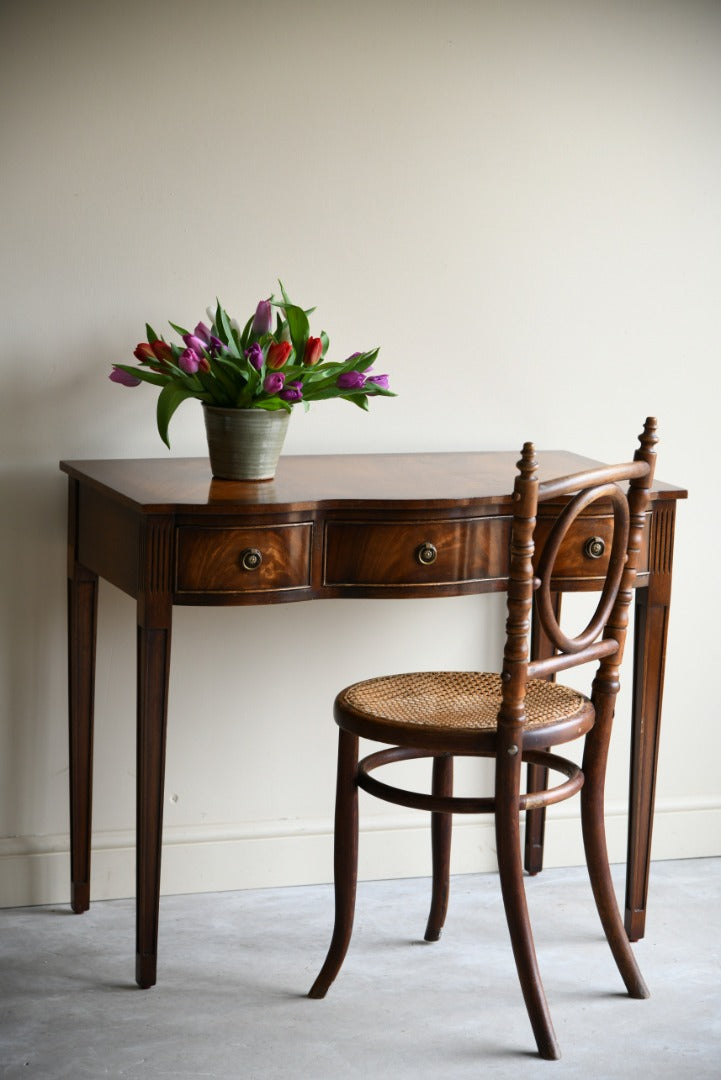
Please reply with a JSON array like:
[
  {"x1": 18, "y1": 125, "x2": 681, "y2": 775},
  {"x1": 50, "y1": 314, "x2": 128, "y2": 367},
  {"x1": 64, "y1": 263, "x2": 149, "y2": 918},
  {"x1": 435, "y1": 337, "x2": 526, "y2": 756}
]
[{"x1": 203, "y1": 405, "x2": 290, "y2": 481}]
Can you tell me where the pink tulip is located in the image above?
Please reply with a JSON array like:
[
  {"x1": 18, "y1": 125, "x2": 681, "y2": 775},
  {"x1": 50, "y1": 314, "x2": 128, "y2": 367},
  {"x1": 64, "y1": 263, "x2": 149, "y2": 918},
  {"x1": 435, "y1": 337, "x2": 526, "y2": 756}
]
[
  {"x1": 183, "y1": 333, "x2": 208, "y2": 354},
  {"x1": 263, "y1": 372, "x2": 285, "y2": 394},
  {"x1": 178, "y1": 348, "x2": 201, "y2": 374}
]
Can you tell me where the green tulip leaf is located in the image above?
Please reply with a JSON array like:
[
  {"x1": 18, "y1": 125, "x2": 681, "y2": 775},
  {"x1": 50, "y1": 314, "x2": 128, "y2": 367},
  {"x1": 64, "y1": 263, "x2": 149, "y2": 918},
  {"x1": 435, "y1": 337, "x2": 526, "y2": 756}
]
[
  {"x1": 215, "y1": 304, "x2": 243, "y2": 358},
  {"x1": 209, "y1": 361, "x2": 239, "y2": 402},
  {"x1": 283, "y1": 303, "x2": 310, "y2": 360},
  {"x1": 355, "y1": 348, "x2": 379, "y2": 370},
  {"x1": 235, "y1": 366, "x2": 261, "y2": 408},
  {"x1": 156, "y1": 383, "x2": 197, "y2": 448},
  {"x1": 240, "y1": 313, "x2": 254, "y2": 348},
  {"x1": 213, "y1": 302, "x2": 225, "y2": 342},
  {"x1": 254, "y1": 398, "x2": 292, "y2": 413},
  {"x1": 216, "y1": 303, "x2": 232, "y2": 342},
  {"x1": 168, "y1": 321, "x2": 190, "y2": 339}
]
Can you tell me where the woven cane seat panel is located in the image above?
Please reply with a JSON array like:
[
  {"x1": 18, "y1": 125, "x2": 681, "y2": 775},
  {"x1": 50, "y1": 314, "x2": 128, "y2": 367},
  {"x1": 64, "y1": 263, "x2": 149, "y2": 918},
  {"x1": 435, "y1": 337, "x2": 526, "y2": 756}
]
[{"x1": 340, "y1": 672, "x2": 588, "y2": 732}]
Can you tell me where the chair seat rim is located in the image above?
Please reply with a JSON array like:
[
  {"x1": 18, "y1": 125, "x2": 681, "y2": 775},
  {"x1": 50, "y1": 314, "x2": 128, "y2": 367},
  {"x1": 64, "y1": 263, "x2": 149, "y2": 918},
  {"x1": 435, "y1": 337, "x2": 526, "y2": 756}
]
[{"x1": 334, "y1": 670, "x2": 596, "y2": 751}]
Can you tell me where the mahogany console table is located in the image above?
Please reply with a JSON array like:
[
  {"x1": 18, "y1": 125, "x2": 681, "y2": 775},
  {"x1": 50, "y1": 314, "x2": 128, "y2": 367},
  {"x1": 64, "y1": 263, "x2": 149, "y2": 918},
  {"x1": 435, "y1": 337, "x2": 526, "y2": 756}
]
[{"x1": 61, "y1": 452, "x2": 686, "y2": 988}]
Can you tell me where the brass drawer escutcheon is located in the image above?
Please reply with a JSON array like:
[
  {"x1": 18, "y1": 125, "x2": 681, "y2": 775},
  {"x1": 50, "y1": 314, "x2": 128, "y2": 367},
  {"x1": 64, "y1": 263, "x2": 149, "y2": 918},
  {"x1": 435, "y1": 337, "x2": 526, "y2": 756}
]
[
  {"x1": 241, "y1": 548, "x2": 263, "y2": 571},
  {"x1": 584, "y1": 536, "x2": 606, "y2": 560},
  {"x1": 416, "y1": 542, "x2": 438, "y2": 566}
]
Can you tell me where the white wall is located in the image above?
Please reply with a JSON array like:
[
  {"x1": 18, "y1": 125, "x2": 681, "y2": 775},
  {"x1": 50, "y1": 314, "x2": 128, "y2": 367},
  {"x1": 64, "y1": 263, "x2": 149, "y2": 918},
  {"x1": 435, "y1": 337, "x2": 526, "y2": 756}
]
[{"x1": 1, "y1": 0, "x2": 719, "y2": 907}]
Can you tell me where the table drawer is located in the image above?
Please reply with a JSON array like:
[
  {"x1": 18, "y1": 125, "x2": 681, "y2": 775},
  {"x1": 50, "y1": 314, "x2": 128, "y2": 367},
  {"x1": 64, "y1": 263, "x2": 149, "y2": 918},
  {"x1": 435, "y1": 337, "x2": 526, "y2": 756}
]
[
  {"x1": 324, "y1": 518, "x2": 510, "y2": 588},
  {"x1": 176, "y1": 523, "x2": 312, "y2": 594},
  {"x1": 533, "y1": 511, "x2": 650, "y2": 582}
]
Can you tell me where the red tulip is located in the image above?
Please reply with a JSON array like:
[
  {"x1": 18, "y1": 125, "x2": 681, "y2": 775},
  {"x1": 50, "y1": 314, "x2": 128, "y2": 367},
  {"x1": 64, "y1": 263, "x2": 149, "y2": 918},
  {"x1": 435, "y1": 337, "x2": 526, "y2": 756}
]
[
  {"x1": 303, "y1": 337, "x2": 323, "y2": 366},
  {"x1": 133, "y1": 342, "x2": 156, "y2": 363},
  {"x1": 266, "y1": 341, "x2": 292, "y2": 370},
  {"x1": 151, "y1": 341, "x2": 174, "y2": 363}
]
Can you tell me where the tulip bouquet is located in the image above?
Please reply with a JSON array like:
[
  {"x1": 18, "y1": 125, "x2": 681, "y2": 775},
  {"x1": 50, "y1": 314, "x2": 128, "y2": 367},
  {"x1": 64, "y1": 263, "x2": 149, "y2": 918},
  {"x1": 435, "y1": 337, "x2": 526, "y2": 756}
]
[{"x1": 110, "y1": 282, "x2": 393, "y2": 447}]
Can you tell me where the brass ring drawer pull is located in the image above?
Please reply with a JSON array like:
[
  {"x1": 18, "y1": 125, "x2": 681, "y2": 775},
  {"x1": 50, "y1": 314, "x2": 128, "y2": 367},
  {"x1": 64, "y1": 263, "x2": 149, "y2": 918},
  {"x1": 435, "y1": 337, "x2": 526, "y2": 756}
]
[
  {"x1": 584, "y1": 536, "x2": 606, "y2": 560},
  {"x1": 416, "y1": 542, "x2": 438, "y2": 566},
  {"x1": 240, "y1": 547, "x2": 263, "y2": 571}
]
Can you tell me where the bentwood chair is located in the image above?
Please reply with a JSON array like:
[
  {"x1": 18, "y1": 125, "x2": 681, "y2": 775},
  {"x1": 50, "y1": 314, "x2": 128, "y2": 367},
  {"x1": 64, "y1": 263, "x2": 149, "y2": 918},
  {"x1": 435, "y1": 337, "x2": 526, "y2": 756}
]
[{"x1": 308, "y1": 418, "x2": 659, "y2": 1060}]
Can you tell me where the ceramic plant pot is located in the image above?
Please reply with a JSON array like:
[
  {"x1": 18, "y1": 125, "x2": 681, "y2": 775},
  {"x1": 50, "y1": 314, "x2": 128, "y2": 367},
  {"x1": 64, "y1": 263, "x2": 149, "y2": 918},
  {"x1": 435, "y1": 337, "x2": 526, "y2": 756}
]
[{"x1": 203, "y1": 405, "x2": 290, "y2": 481}]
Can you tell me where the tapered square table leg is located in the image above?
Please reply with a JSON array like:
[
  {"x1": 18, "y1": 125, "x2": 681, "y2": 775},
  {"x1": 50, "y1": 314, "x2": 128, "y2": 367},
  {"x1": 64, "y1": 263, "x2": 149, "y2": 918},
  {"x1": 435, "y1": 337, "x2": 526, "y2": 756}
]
[
  {"x1": 624, "y1": 501, "x2": 676, "y2": 942},
  {"x1": 68, "y1": 566, "x2": 98, "y2": 913},
  {"x1": 67, "y1": 476, "x2": 98, "y2": 915},
  {"x1": 135, "y1": 517, "x2": 173, "y2": 988}
]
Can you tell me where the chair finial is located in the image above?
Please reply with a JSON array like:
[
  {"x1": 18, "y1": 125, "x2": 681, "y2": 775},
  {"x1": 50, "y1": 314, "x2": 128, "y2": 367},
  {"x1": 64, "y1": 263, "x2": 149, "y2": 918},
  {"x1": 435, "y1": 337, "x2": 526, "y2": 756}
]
[
  {"x1": 517, "y1": 441, "x2": 538, "y2": 481},
  {"x1": 638, "y1": 417, "x2": 659, "y2": 458}
]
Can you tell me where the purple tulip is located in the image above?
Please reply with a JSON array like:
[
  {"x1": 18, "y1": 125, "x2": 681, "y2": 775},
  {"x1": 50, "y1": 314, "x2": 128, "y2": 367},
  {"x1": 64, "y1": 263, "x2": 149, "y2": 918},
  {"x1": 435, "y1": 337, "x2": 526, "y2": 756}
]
[
  {"x1": 337, "y1": 370, "x2": 366, "y2": 390},
  {"x1": 208, "y1": 335, "x2": 225, "y2": 357},
  {"x1": 280, "y1": 380, "x2": 303, "y2": 403},
  {"x1": 346, "y1": 351, "x2": 362, "y2": 361},
  {"x1": 246, "y1": 342, "x2": 264, "y2": 371},
  {"x1": 183, "y1": 333, "x2": 208, "y2": 354},
  {"x1": 109, "y1": 366, "x2": 141, "y2": 387},
  {"x1": 263, "y1": 371, "x2": 285, "y2": 394},
  {"x1": 178, "y1": 347, "x2": 201, "y2": 374},
  {"x1": 251, "y1": 299, "x2": 273, "y2": 336},
  {"x1": 194, "y1": 321, "x2": 212, "y2": 344},
  {"x1": 365, "y1": 373, "x2": 389, "y2": 390}
]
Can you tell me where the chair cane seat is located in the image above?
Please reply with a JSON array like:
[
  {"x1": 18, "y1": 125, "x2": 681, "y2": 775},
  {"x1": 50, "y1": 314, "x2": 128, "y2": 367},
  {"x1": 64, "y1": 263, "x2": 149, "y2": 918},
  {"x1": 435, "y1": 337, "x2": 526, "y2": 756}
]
[{"x1": 336, "y1": 671, "x2": 594, "y2": 749}]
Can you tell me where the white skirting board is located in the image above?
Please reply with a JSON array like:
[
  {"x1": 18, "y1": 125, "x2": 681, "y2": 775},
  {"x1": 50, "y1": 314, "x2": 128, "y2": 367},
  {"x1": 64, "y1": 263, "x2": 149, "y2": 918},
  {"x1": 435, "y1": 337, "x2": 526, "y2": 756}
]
[{"x1": 1, "y1": 798, "x2": 719, "y2": 909}]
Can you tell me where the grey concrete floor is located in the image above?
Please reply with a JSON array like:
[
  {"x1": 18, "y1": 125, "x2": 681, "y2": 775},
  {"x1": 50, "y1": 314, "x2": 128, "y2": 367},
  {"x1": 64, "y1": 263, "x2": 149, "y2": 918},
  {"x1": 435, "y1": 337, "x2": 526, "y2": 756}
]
[{"x1": 1, "y1": 858, "x2": 719, "y2": 1079}]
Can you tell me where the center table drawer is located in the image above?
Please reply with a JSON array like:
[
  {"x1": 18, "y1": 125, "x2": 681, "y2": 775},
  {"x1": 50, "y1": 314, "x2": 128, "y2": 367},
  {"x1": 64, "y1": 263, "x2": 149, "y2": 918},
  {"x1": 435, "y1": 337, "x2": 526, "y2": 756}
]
[
  {"x1": 324, "y1": 518, "x2": 510, "y2": 587},
  {"x1": 176, "y1": 523, "x2": 312, "y2": 594}
]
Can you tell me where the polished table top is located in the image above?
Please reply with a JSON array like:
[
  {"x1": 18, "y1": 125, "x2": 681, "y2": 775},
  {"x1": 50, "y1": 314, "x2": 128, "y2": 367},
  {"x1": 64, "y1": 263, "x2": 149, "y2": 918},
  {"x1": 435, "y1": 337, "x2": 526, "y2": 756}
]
[{"x1": 60, "y1": 451, "x2": 685, "y2": 513}]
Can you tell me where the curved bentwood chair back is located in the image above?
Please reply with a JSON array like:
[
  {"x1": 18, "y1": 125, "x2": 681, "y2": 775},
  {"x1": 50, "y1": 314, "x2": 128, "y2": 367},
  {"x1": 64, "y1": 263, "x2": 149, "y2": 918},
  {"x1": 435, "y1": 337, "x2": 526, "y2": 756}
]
[{"x1": 309, "y1": 418, "x2": 658, "y2": 1060}]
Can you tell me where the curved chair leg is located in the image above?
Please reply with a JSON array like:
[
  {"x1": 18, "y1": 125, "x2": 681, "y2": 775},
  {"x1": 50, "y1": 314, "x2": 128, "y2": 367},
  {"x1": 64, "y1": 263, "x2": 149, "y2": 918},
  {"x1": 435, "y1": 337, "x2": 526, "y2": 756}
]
[
  {"x1": 309, "y1": 729, "x2": 360, "y2": 999},
  {"x1": 425, "y1": 754, "x2": 454, "y2": 942},
  {"x1": 496, "y1": 752, "x2": 560, "y2": 1060},
  {"x1": 581, "y1": 699, "x2": 649, "y2": 999}
]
